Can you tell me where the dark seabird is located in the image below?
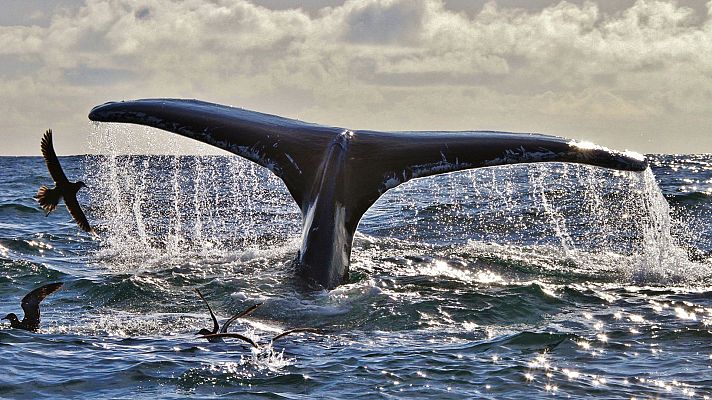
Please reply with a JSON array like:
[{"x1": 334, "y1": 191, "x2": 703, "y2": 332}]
[
  {"x1": 2, "y1": 282, "x2": 63, "y2": 332},
  {"x1": 35, "y1": 129, "x2": 93, "y2": 233},
  {"x1": 200, "y1": 328, "x2": 325, "y2": 349},
  {"x1": 195, "y1": 288, "x2": 261, "y2": 343}
]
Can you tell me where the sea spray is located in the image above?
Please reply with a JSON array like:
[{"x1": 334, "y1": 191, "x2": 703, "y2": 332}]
[
  {"x1": 531, "y1": 163, "x2": 575, "y2": 255},
  {"x1": 370, "y1": 162, "x2": 704, "y2": 282},
  {"x1": 631, "y1": 168, "x2": 698, "y2": 282},
  {"x1": 85, "y1": 123, "x2": 300, "y2": 265},
  {"x1": 5, "y1": 152, "x2": 712, "y2": 400},
  {"x1": 86, "y1": 123, "x2": 704, "y2": 282}
]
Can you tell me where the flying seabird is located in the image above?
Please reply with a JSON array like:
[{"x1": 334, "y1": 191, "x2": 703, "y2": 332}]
[
  {"x1": 199, "y1": 328, "x2": 325, "y2": 350},
  {"x1": 2, "y1": 282, "x2": 63, "y2": 332},
  {"x1": 35, "y1": 129, "x2": 93, "y2": 233},
  {"x1": 195, "y1": 288, "x2": 261, "y2": 343}
]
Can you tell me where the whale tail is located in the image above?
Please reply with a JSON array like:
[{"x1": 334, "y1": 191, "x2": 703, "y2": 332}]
[
  {"x1": 89, "y1": 99, "x2": 647, "y2": 289},
  {"x1": 36, "y1": 186, "x2": 61, "y2": 216}
]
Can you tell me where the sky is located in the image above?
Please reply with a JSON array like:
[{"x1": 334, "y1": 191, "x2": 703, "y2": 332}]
[{"x1": 1, "y1": 0, "x2": 711, "y2": 155}]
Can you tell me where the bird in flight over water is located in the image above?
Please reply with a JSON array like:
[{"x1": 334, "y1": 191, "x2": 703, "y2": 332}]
[
  {"x1": 35, "y1": 129, "x2": 93, "y2": 233},
  {"x1": 2, "y1": 282, "x2": 63, "y2": 332},
  {"x1": 195, "y1": 288, "x2": 262, "y2": 343},
  {"x1": 199, "y1": 327, "x2": 325, "y2": 350}
]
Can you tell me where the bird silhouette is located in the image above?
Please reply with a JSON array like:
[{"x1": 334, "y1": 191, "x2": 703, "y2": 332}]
[
  {"x1": 199, "y1": 328, "x2": 325, "y2": 349},
  {"x1": 35, "y1": 129, "x2": 93, "y2": 233},
  {"x1": 195, "y1": 288, "x2": 262, "y2": 343},
  {"x1": 2, "y1": 282, "x2": 63, "y2": 332}
]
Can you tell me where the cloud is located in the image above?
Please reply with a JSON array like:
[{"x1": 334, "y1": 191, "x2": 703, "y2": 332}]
[
  {"x1": 340, "y1": 0, "x2": 428, "y2": 44},
  {"x1": 1, "y1": 0, "x2": 711, "y2": 154}
]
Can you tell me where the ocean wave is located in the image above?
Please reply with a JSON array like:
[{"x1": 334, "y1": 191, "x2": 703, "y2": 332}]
[
  {"x1": 0, "y1": 257, "x2": 65, "y2": 282},
  {"x1": 665, "y1": 191, "x2": 712, "y2": 203},
  {"x1": 0, "y1": 203, "x2": 41, "y2": 214}
]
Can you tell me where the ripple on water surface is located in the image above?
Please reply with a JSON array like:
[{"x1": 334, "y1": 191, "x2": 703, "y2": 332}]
[{"x1": 0, "y1": 145, "x2": 711, "y2": 398}]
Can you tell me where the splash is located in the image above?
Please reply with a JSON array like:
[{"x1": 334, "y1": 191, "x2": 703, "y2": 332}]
[
  {"x1": 85, "y1": 123, "x2": 300, "y2": 265},
  {"x1": 85, "y1": 123, "x2": 706, "y2": 283},
  {"x1": 631, "y1": 168, "x2": 698, "y2": 282},
  {"x1": 365, "y1": 161, "x2": 707, "y2": 284}
]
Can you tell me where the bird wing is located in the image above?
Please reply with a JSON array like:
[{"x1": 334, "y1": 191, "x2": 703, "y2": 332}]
[
  {"x1": 20, "y1": 282, "x2": 63, "y2": 329},
  {"x1": 195, "y1": 289, "x2": 219, "y2": 334},
  {"x1": 41, "y1": 129, "x2": 69, "y2": 184},
  {"x1": 271, "y1": 328, "x2": 325, "y2": 343},
  {"x1": 199, "y1": 333, "x2": 258, "y2": 348},
  {"x1": 220, "y1": 303, "x2": 263, "y2": 333},
  {"x1": 64, "y1": 192, "x2": 93, "y2": 232}
]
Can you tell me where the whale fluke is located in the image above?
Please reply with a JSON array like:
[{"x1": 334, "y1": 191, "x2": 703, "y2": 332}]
[
  {"x1": 2, "y1": 282, "x2": 63, "y2": 332},
  {"x1": 89, "y1": 99, "x2": 648, "y2": 289}
]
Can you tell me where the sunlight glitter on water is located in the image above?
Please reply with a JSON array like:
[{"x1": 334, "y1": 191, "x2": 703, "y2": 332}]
[
  {"x1": 86, "y1": 124, "x2": 711, "y2": 293},
  {"x1": 416, "y1": 260, "x2": 504, "y2": 284},
  {"x1": 4, "y1": 128, "x2": 693, "y2": 398}
]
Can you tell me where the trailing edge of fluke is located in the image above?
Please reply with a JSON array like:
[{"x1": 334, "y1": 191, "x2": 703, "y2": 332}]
[{"x1": 89, "y1": 99, "x2": 648, "y2": 290}]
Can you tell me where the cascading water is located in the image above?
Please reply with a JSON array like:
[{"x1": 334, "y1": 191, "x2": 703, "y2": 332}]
[
  {"x1": 85, "y1": 123, "x2": 301, "y2": 265},
  {"x1": 85, "y1": 123, "x2": 703, "y2": 282},
  {"x1": 6, "y1": 124, "x2": 711, "y2": 399},
  {"x1": 363, "y1": 151, "x2": 705, "y2": 283}
]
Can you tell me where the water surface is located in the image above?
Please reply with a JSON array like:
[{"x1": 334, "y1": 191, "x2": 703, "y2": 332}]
[{"x1": 1, "y1": 130, "x2": 711, "y2": 399}]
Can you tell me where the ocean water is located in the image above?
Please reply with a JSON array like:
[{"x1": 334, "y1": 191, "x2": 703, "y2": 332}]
[{"x1": 1, "y1": 127, "x2": 711, "y2": 399}]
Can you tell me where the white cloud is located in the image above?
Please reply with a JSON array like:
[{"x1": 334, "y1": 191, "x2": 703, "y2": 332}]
[{"x1": 0, "y1": 0, "x2": 711, "y2": 154}]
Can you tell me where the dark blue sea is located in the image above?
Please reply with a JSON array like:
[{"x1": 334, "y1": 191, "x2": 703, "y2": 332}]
[{"x1": 1, "y1": 126, "x2": 711, "y2": 399}]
